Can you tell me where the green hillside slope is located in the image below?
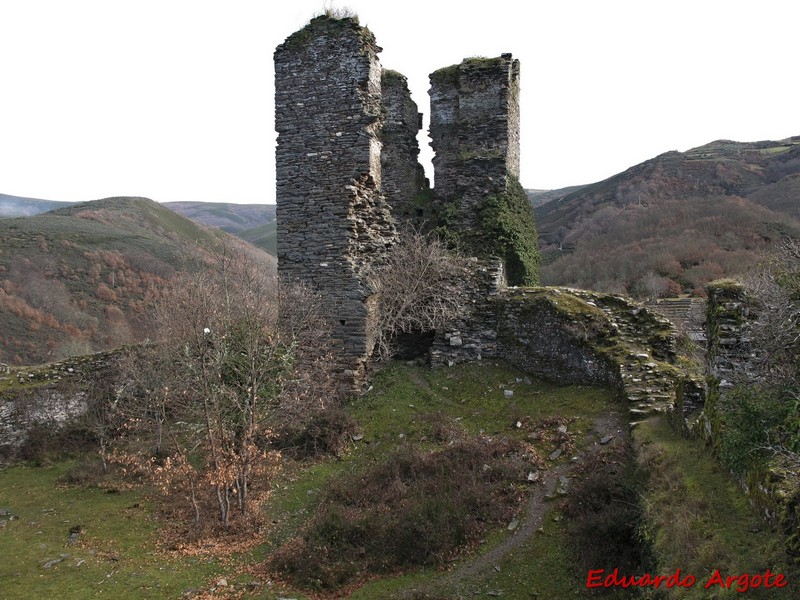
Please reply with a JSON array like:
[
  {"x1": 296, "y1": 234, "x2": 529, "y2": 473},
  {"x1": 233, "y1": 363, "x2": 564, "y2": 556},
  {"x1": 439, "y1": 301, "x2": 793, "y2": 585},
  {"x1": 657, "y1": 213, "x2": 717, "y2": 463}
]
[
  {"x1": 238, "y1": 220, "x2": 277, "y2": 255},
  {"x1": 0, "y1": 193, "x2": 74, "y2": 217},
  {"x1": 163, "y1": 201, "x2": 276, "y2": 233}
]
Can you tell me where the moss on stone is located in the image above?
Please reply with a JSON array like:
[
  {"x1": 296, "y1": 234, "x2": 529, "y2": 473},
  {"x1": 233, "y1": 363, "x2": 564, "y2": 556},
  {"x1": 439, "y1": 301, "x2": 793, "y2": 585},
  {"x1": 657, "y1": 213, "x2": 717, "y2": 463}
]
[
  {"x1": 279, "y1": 14, "x2": 371, "y2": 52},
  {"x1": 381, "y1": 69, "x2": 406, "y2": 85},
  {"x1": 502, "y1": 289, "x2": 617, "y2": 351},
  {"x1": 707, "y1": 278, "x2": 744, "y2": 294},
  {"x1": 460, "y1": 56, "x2": 504, "y2": 70},
  {"x1": 478, "y1": 177, "x2": 540, "y2": 286},
  {"x1": 429, "y1": 64, "x2": 460, "y2": 87}
]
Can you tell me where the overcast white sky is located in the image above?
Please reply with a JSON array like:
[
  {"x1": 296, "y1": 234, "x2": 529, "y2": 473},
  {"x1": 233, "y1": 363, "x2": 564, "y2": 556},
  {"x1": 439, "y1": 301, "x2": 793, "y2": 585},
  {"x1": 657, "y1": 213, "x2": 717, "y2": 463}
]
[{"x1": 1, "y1": 0, "x2": 796, "y2": 204}]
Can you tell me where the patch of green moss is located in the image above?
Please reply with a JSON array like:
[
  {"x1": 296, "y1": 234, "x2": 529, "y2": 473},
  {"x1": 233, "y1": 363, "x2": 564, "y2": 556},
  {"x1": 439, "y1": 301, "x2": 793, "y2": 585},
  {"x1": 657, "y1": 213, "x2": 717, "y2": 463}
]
[
  {"x1": 707, "y1": 278, "x2": 744, "y2": 294},
  {"x1": 429, "y1": 64, "x2": 460, "y2": 87},
  {"x1": 461, "y1": 56, "x2": 504, "y2": 70},
  {"x1": 457, "y1": 147, "x2": 504, "y2": 161},
  {"x1": 477, "y1": 177, "x2": 540, "y2": 286},
  {"x1": 380, "y1": 68, "x2": 405, "y2": 85},
  {"x1": 279, "y1": 14, "x2": 368, "y2": 52}
]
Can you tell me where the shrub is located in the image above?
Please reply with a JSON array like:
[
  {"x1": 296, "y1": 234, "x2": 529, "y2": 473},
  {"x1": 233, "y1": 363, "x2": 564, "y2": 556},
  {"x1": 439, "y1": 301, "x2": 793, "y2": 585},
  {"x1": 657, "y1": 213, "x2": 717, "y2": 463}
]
[
  {"x1": 716, "y1": 385, "x2": 791, "y2": 473},
  {"x1": 275, "y1": 405, "x2": 355, "y2": 459},
  {"x1": 562, "y1": 442, "x2": 652, "y2": 578},
  {"x1": 270, "y1": 437, "x2": 529, "y2": 590}
]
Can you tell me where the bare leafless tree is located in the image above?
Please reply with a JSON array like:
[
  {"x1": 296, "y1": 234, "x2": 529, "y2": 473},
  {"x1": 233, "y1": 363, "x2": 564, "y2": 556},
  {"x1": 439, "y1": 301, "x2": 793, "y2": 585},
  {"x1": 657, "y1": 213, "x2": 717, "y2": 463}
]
[
  {"x1": 745, "y1": 237, "x2": 800, "y2": 379},
  {"x1": 367, "y1": 229, "x2": 472, "y2": 361}
]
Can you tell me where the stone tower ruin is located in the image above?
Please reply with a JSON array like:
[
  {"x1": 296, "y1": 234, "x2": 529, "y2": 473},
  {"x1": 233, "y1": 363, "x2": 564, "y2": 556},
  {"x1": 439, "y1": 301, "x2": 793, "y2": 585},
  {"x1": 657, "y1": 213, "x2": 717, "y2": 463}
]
[
  {"x1": 380, "y1": 69, "x2": 429, "y2": 225},
  {"x1": 274, "y1": 15, "x2": 396, "y2": 384},
  {"x1": 429, "y1": 54, "x2": 521, "y2": 214},
  {"x1": 275, "y1": 15, "x2": 538, "y2": 380},
  {"x1": 429, "y1": 55, "x2": 538, "y2": 286}
]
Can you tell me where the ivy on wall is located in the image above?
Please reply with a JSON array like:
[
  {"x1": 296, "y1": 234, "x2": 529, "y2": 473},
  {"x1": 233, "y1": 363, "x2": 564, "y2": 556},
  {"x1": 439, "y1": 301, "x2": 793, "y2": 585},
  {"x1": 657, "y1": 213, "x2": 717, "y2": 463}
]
[{"x1": 478, "y1": 176, "x2": 540, "y2": 286}]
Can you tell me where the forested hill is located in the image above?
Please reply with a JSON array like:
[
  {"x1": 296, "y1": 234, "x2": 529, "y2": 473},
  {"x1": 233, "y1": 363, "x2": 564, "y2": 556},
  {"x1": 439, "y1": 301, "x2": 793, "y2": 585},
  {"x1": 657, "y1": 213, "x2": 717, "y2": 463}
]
[
  {"x1": 0, "y1": 197, "x2": 276, "y2": 365},
  {"x1": 535, "y1": 136, "x2": 800, "y2": 297},
  {"x1": 162, "y1": 201, "x2": 276, "y2": 234}
]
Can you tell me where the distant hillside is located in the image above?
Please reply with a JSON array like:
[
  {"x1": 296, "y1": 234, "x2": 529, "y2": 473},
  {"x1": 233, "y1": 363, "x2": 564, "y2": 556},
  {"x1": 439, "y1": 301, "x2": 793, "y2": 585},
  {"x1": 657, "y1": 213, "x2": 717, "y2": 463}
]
[
  {"x1": 163, "y1": 201, "x2": 276, "y2": 234},
  {"x1": 0, "y1": 197, "x2": 276, "y2": 365},
  {"x1": 526, "y1": 186, "x2": 586, "y2": 208},
  {"x1": 535, "y1": 136, "x2": 800, "y2": 297},
  {"x1": 0, "y1": 193, "x2": 75, "y2": 217},
  {"x1": 238, "y1": 220, "x2": 277, "y2": 255}
]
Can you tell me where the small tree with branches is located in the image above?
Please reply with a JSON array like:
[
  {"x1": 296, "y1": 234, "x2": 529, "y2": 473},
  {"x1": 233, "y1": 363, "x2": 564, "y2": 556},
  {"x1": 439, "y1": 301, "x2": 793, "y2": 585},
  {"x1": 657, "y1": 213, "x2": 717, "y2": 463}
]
[
  {"x1": 113, "y1": 243, "x2": 338, "y2": 529},
  {"x1": 367, "y1": 229, "x2": 472, "y2": 361}
]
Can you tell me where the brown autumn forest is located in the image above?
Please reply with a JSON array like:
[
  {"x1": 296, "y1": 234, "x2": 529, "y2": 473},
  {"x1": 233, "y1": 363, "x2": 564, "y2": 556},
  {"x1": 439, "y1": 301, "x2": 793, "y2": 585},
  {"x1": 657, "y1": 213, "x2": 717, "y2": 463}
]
[
  {"x1": 0, "y1": 197, "x2": 275, "y2": 365},
  {"x1": 535, "y1": 137, "x2": 800, "y2": 296}
]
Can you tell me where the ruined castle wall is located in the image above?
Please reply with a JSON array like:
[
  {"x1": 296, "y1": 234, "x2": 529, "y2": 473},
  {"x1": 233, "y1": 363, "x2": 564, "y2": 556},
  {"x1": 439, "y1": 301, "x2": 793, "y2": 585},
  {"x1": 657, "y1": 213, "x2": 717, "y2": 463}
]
[
  {"x1": 705, "y1": 282, "x2": 754, "y2": 389},
  {"x1": 274, "y1": 16, "x2": 396, "y2": 382},
  {"x1": 380, "y1": 70, "x2": 428, "y2": 226},
  {"x1": 0, "y1": 350, "x2": 120, "y2": 464},
  {"x1": 428, "y1": 55, "x2": 538, "y2": 285},
  {"x1": 700, "y1": 283, "x2": 800, "y2": 553},
  {"x1": 429, "y1": 54, "x2": 521, "y2": 234},
  {"x1": 429, "y1": 259, "x2": 505, "y2": 366},
  {"x1": 495, "y1": 292, "x2": 621, "y2": 387}
]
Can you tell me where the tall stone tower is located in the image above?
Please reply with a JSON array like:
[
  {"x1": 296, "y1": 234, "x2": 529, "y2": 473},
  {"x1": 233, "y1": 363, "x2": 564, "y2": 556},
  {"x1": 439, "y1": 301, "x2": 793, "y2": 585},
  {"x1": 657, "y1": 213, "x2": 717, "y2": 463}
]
[
  {"x1": 274, "y1": 15, "x2": 396, "y2": 385},
  {"x1": 429, "y1": 54, "x2": 538, "y2": 286},
  {"x1": 380, "y1": 69, "x2": 429, "y2": 227}
]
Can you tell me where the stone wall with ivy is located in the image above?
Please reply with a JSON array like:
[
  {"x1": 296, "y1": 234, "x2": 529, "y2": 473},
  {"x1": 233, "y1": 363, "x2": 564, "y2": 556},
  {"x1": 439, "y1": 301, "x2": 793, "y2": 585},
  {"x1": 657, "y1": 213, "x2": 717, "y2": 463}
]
[
  {"x1": 700, "y1": 281, "x2": 800, "y2": 557},
  {"x1": 428, "y1": 55, "x2": 538, "y2": 286}
]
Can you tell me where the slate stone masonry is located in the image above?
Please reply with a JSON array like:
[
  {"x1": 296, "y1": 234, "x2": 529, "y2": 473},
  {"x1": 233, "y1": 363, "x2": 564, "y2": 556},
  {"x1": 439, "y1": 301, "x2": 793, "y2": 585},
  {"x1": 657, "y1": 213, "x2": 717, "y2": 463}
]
[
  {"x1": 274, "y1": 16, "x2": 397, "y2": 386},
  {"x1": 380, "y1": 69, "x2": 429, "y2": 227},
  {"x1": 429, "y1": 54, "x2": 521, "y2": 249}
]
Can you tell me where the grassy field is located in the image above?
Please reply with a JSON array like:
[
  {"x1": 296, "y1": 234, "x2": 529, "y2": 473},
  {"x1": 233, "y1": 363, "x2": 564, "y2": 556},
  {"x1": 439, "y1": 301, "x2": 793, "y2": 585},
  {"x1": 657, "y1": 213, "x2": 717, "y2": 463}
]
[
  {"x1": 634, "y1": 417, "x2": 800, "y2": 599},
  {"x1": 1, "y1": 361, "x2": 796, "y2": 599},
  {"x1": 0, "y1": 462, "x2": 225, "y2": 599}
]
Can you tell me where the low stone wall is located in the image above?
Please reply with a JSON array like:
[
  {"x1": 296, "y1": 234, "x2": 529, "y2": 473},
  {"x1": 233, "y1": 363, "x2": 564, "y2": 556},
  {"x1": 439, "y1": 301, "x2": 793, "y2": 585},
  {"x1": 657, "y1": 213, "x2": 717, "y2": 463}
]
[
  {"x1": 496, "y1": 289, "x2": 620, "y2": 387},
  {"x1": 0, "y1": 350, "x2": 120, "y2": 463},
  {"x1": 699, "y1": 280, "x2": 799, "y2": 557},
  {"x1": 433, "y1": 282, "x2": 698, "y2": 425}
]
